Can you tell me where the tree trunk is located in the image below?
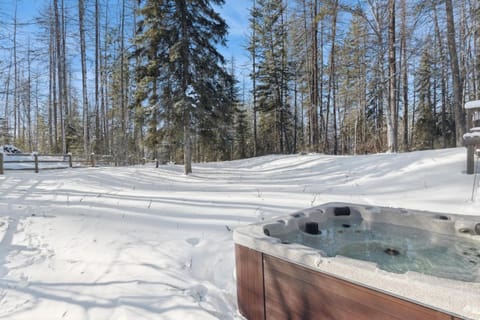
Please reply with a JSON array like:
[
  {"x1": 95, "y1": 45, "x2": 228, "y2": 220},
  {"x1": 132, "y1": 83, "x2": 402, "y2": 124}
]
[
  {"x1": 35, "y1": 74, "x2": 40, "y2": 151},
  {"x1": 445, "y1": 0, "x2": 466, "y2": 146},
  {"x1": 330, "y1": 0, "x2": 339, "y2": 155},
  {"x1": 473, "y1": 0, "x2": 480, "y2": 99},
  {"x1": 48, "y1": 10, "x2": 55, "y2": 151},
  {"x1": 301, "y1": 0, "x2": 310, "y2": 150},
  {"x1": 252, "y1": 0, "x2": 258, "y2": 157},
  {"x1": 311, "y1": 0, "x2": 319, "y2": 151},
  {"x1": 27, "y1": 43, "x2": 32, "y2": 151},
  {"x1": 387, "y1": 0, "x2": 397, "y2": 152},
  {"x1": 13, "y1": 6, "x2": 18, "y2": 144},
  {"x1": 180, "y1": 1, "x2": 192, "y2": 174},
  {"x1": 53, "y1": 0, "x2": 65, "y2": 153},
  {"x1": 95, "y1": 0, "x2": 101, "y2": 153},
  {"x1": 433, "y1": 4, "x2": 448, "y2": 148},
  {"x1": 401, "y1": 0, "x2": 408, "y2": 151},
  {"x1": 4, "y1": 50, "x2": 12, "y2": 144},
  {"x1": 61, "y1": 0, "x2": 68, "y2": 153},
  {"x1": 120, "y1": 0, "x2": 127, "y2": 162},
  {"x1": 102, "y1": 2, "x2": 110, "y2": 153},
  {"x1": 79, "y1": 0, "x2": 89, "y2": 154},
  {"x1": 293, "y1": 76, "x2": 298, "y2": 153},
  {"x1": 184, "y1": 113, "x2": 192, "y2": 174}
]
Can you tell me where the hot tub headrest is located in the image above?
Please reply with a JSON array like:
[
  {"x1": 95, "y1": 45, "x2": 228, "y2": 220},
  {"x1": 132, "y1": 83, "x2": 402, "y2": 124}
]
[{"x1": 334, "y1": 207, "x2": 351, "y2": 216}]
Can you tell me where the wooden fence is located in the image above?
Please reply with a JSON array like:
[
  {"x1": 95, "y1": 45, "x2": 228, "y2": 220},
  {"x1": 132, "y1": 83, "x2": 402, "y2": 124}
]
[{"x1": 0, "y1": 153, "x2": 160, "y2": 175}]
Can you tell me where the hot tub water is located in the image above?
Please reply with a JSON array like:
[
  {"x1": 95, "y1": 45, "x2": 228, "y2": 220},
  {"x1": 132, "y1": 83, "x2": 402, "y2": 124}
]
[
  {"x1": 268, "y1": 208, "x2": 480, "y2": 282},
  {"x1": 277, "y1": 220, "x2": 480, "y2": 282}
]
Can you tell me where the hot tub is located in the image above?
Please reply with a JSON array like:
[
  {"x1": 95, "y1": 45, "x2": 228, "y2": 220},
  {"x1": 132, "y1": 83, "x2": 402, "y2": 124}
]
[{"x1": 233, "y1": 202, "x2": 480, "y2": 320}]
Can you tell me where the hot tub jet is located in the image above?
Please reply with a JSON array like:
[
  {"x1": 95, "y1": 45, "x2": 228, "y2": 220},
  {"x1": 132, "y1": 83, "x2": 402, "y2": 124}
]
[
  {"x1": 437, "y1": 215, "x2": 450, "y2": 220},
  {"x1": 384, "y1": 248, "x2": 400, "y2": 256},
  {"x1": 305, "y1": 222, "x2": 320, "y2": 235}
]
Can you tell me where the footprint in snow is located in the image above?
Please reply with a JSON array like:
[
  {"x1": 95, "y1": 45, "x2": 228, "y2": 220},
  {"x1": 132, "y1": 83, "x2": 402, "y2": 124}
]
[
  {"x1": 18, "y1": 274, "x2": 29, "y2": 288},
  {"x1": 186, "y1": 238, "x2": 200, "y2": 247},
  {"x1": 187, "y1": 284, "x2": 208, "y2": 302}
]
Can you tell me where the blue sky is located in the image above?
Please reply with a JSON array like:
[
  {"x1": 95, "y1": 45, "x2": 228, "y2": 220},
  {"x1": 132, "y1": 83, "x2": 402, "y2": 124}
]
[
  {"x1": 0, "y1": 0, "x2": 251, "y2": 100},
  {"x1": 0, "y1": 0, "x2": 42, "y2": 22},
  {"x1": 1, "y1": 0, "x2": 252, "y2": 78},
  {"x1": 215, "y1": 0, "x2": 251, "y2": 82}
]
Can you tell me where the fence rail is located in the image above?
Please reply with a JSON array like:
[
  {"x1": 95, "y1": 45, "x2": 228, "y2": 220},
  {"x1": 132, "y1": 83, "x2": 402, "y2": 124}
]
[{"x1": 0, "y1": 153, "x2": 160, "y2": 175}]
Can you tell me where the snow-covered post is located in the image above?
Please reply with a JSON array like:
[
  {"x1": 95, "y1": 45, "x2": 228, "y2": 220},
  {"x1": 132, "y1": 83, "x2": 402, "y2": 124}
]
[
  {"x1": 0, "y1": 152, "x2": 3, "y2": 175},
  {"x1": 90, "y1": 153, "x2": 95, "y2": 167},
  {"x1": 467, "y1": 145, "x2": 475, "y2": 174},
  {"x1": 34, "y1": 153, "x2": 39, "y2": 173},
  {"x1": 67, "y1": 153, "x2": 73, "y2": 168},
  {"x1": 464, "y1": 100, "x2": 480, "y2": 174}
]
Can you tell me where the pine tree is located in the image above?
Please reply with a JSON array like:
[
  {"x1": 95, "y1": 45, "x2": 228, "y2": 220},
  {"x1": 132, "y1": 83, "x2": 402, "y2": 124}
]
[
  {"x1": 336, "y1": 15, "x2": 369, "y2": 154},
  {"x1": 250, "y1": 0, "x2": 291, "y2": 155},
  {"x1": 78, "y1": 0, "x2": 89, "y2": 155},
  {"x1": 414, "y1": 47, "x2": 435, "y2": 150},
  {"x1": 235, "y1": 106, "x2": 251, "y2": 159},
  {"x1": 133, "y1": 0, "x2": 231, "y2": 174},
  {"x1": 248, "y1": 0, "x2": 259, "y2": 156}
]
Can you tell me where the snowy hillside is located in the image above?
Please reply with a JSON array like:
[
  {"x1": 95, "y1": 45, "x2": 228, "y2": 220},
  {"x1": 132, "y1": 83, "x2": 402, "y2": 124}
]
[{"x1": 0, "y1": 148, "x2": 479, "y2": 319}]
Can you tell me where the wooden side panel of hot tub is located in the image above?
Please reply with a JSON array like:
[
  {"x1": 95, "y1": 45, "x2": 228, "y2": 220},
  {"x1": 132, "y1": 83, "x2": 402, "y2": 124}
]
[
  {"x1": 235, "y1": 244, "x2": 463, "y2": 320},
  {"x1": 235, "y1": 245, "x2": 265, "y2": 320},
  {"x1": 263, "y1": 255, "x2": 453, "y2": 320}
]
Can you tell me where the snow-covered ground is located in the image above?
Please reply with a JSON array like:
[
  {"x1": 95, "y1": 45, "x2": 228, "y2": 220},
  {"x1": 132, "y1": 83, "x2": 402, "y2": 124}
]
[{"x1": 0, "y1": 147, "x2": 479, "y2": 319}]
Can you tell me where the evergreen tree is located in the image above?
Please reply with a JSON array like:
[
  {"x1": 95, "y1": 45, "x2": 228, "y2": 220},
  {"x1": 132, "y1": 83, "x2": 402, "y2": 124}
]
[
  {"x1": 133, "y1": 0, "x2": 232, "y2": 174},
  {"x1": 414, "y1": 47, "x2": 435, "y2": 150},
  {"x1": 250, "y1": 0, "x2": 291, "y2": 155},
  {"x1": 196, "y1": 69, "x2": 236, "y2": 162},
  {"x1": 336, "y1": 15, "x2": 369, "y2": 154},
  {"x1": 235, "y1": 106, "x2": 251, "y2": 159}
]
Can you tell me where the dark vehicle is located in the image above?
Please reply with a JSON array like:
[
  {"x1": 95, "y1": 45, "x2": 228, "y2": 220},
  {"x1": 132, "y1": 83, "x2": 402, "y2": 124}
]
[{"x1": 1, "y1": 145, "x2": 22, "y2": 154}]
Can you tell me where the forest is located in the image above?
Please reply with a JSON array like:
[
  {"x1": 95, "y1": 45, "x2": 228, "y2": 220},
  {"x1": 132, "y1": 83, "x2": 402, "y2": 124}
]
[{"x1": 0, "y1": 0, "x2": 479, "y2": 174}]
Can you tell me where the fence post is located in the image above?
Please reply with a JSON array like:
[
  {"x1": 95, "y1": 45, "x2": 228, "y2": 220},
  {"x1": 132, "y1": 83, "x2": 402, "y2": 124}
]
[
  {"x1": 156, "y1": 159, "x2": 159, "y2": 168},
  {"x1": 0, "y1": 153, "x2": 3, "y2": 175},
  {"x1": 67, "y1": 153, "x2": 73, "y2": 168},
  {"x1": 34, "y1": 153, "x2": 39, "y2": 173},
  {"x1": 90, "y1": 153, "x2": 95, "y2": 167}
]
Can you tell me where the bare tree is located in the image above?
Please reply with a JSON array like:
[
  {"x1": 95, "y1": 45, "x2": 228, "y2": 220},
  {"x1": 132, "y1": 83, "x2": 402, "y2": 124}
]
[
  {"x1": 13, "y1": 4, "x2": 18, "y2": 144},
  {"x1": 3, "y1": 49, "x2": 12, "y2": 144},
  {"x1": 79, "y1": 0, "x2": 89, "y2": 154},
  {"x1": 53, "y1": 0, "x2": 66, "y2": 153},
  {"x1": 49, "y1": 4, "x2": 58, "y2": 151}
]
